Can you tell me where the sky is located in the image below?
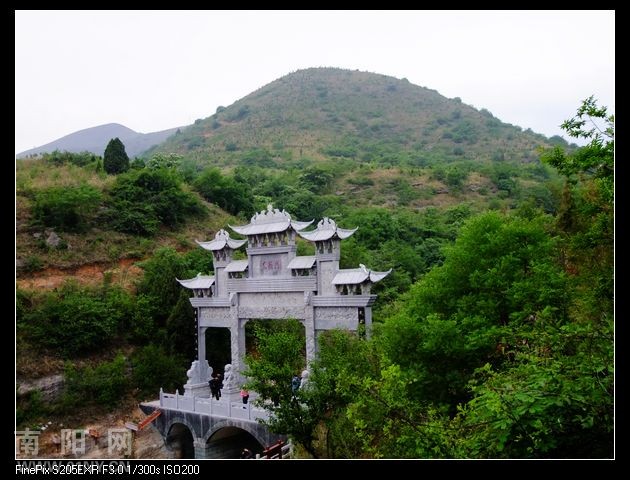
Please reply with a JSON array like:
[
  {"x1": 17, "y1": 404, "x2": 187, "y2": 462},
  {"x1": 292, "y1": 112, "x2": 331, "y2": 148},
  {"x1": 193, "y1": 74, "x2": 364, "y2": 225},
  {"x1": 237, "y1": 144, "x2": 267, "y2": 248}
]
[{"x1": 15, "y1": 10, "x2": 614, "y2": 155}]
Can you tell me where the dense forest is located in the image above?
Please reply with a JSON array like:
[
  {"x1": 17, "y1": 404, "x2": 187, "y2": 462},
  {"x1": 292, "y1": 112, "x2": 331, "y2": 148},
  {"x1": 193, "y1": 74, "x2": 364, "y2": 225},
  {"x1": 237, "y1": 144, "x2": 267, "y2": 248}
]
[{"x1": 16, "y1": 80, "x2": 612, "y2": 458}]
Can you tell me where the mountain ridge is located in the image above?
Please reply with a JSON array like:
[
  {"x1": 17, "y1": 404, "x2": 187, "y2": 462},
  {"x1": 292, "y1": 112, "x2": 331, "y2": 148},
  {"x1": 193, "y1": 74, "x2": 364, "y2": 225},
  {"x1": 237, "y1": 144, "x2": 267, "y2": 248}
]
[
  {"x1": 17, "y1": 123, "x2": 183, "y2": 159},
  {"x1": 149, "y1": 67, "x2": 564, "y2": 166}
]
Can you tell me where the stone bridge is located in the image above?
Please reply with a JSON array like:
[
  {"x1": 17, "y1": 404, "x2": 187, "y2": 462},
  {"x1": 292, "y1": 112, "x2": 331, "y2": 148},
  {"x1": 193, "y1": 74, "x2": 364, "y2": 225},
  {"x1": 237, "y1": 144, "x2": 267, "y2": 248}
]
[{"x1": 140, "y1": 399, "x2": 285, "y2": 459}]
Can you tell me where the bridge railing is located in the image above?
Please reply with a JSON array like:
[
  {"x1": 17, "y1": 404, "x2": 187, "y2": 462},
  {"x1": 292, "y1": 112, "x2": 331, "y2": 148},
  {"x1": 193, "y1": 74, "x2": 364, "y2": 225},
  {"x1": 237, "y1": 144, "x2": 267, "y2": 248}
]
[
  {"x1": 255, "y1": 440, "x2": 293, "y2": 459},
  {"x1": 159, "y1": 388, "x2": 269, "y2": 422}
]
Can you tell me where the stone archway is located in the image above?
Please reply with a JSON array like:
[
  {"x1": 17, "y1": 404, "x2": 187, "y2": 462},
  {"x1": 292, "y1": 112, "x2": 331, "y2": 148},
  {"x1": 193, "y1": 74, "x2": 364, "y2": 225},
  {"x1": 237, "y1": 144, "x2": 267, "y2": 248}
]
[
  {"x1": 166, "y1": 422, "x2": 195, "y2": 459},
  {"x1": 204, "y1": 425, "x2": 264, "y2": 459}
]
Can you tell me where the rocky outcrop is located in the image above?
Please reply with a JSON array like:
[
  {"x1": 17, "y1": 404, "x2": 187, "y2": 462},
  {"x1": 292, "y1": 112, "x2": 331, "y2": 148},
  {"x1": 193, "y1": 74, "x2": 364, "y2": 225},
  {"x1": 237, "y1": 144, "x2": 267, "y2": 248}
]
[{"x1": 17, "y1": 374, "x2": 65, "y2": 402}]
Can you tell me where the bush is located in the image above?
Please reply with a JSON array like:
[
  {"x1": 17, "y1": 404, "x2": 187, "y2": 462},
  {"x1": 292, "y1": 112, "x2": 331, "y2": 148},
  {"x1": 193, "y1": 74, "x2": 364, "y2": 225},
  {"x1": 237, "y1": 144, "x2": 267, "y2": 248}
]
[
  {"x1": 107, "y1": 169, "x2": 204, "y2": 235},
  {"x1": 132, "y1": 345, "x2": 186, "y2": 396},
  {"x1": 24, "y1": 284, "x2": 127, "y2": 357},
  {"x1": 193, "y1": 167, "x2": 254, "y2": 216},
  {"x1": 64, "y1": 354, "x2": 129, "y2": 406},
  {"x1": 31, "y1": 185, "x2": 102, "y2": 232},
  {"x1": 42, "y1": 150, "x2": 99, "y2": 167},
  {"x1": 16, "y1": 390, "x2": 45, "y2": 427}
]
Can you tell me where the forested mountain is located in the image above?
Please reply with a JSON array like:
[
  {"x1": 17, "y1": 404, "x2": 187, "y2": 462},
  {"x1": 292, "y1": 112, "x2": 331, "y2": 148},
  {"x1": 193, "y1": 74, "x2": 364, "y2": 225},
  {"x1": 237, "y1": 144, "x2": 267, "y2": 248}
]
[{"x1": 150, "y1": 67, "x2": 566, "y2": 166}]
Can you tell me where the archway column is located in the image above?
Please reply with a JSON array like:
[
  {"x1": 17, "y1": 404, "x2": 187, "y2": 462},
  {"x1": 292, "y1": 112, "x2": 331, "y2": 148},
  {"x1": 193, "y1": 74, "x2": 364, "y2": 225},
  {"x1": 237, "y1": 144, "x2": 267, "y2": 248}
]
[
  {"x1": 365, "y1": 307, "x2": 373, "y2": 339},
  {"x1": 229, "y1": 317, "x2": 248, "y2": 398},
  {"x1": 304, "y1": 306, "x2": 316, "y2": 366},
  {"x1": 194, "y1": 440, "x2": 212, "y2": 459}
]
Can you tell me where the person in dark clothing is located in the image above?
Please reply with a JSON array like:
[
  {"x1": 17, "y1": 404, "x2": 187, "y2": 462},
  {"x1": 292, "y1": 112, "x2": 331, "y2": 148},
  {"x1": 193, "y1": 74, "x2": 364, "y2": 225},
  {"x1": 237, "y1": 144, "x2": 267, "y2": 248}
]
[
  {"x1": 209, "y1": 375, "x2": 220, "y2": 400},
  {"x1": 291, "y1": 375, "x2": 301, "y2": 396},
  {"x1": 216, "y1": 373, "x2": 223, "y2": 398}
]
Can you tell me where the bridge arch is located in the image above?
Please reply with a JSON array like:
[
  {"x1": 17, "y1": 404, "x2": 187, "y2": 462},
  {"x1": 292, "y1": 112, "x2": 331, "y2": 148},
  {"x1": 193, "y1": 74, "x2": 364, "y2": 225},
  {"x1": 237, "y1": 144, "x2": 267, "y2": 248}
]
[
  {"x1": 204, "y1": 419, "x2": 266, "y2": 447},
  {"x1": 165, "y1": 419, "x2": 196, "y2": 459}
]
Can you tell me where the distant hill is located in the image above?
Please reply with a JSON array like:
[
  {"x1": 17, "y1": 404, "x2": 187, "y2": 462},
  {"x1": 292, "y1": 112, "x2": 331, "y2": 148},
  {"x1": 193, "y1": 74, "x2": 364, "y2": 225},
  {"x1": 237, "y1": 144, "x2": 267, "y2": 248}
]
[
  {"x1": 17, "y1": 123, "x2": 182, "y2": 159},
  {"x1": 149, "y1": 67, "x2": 564, "y2": 166}
]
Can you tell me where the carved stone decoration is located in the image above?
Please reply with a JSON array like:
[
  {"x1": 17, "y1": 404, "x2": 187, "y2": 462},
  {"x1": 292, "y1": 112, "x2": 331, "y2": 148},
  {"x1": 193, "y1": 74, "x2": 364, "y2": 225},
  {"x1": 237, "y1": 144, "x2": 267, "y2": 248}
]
[
  {"x1": 183, "y1": 360, "x2": 213, "y2": 398},
  {"x1": 299, "y1": 369, "x2": 310, "y2": 391},
  {"x1": 222, "y1": 364, "x2": 233, "y2": 390}
]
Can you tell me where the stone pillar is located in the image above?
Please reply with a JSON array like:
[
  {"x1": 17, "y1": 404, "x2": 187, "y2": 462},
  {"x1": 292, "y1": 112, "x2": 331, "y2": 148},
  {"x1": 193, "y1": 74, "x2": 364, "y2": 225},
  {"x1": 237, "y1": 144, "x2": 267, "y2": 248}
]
[
  {"x1": 230, "y1": 318, "x2": 248, "y2": 393},
  {"x1": 193, "y1": 440, "x2": 211, "y2": 459},
  {"x1": 365, "y1": 306, "x2": 373, "y2": 339},
  {"x1": 304, "y1": 306, "x2": 316, "y2": 366},
  {"x1": 198, "y1": 324, "x2": 206, "y2": 373},
  {"x1": 183, "y1": 322, "x2": 211, "y2": 397}
]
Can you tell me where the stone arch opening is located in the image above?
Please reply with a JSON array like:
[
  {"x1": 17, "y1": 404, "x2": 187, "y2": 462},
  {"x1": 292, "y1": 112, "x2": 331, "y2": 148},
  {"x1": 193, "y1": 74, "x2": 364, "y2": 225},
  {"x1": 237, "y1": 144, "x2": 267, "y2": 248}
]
[
  {"x1": 245, "y1": 319, "x2": 306, "y2": 365},
  {"x1": 205, "y1": 327, "x2": 231, "y2": 375},
  {"x1": 206, "y1": 426, "x2": 264, "y2": 459},
  {"x1": 166, "y1": 422, "x2": 195, "y2": 459}
]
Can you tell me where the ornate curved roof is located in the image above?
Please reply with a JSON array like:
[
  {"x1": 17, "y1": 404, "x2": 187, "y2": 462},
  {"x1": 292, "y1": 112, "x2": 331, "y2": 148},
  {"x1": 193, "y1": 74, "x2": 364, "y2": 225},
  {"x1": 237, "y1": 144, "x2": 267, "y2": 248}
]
[
  {"x1": 229, "y1": 204, "x2": 313, "y2": 236},
  {"x1": 196, "y1": 229, "x2": 247, "y2": 251},
  {"x1": 331, "y1": 264, "x2": 392, "y2": 285},
  {"x1": 176, "y1": 273, "x2": 215, "y2": 289},
  {"x1": 298, "y1": 217, "x2": 357, "y2": 242},
  {"x1": 287, "y1": 256, "x2": 317, "y2": 269},
  {"x1": 225, "y1": 260, "x2": 249, "y2": 273}
]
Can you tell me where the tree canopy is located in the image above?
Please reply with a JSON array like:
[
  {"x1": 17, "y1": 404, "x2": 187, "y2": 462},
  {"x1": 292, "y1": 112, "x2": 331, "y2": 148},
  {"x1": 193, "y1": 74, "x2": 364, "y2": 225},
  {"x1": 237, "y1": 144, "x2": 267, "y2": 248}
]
[{"x1": 103, "y1": 137, "x2": 130, "y2": 174}]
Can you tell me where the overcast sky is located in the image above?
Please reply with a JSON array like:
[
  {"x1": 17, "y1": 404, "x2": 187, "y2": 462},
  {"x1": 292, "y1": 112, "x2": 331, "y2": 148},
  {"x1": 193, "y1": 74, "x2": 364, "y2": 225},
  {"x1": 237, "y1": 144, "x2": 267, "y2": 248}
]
[{"x1": 15, "y1": 10, "x2": 614, "y2": 155}]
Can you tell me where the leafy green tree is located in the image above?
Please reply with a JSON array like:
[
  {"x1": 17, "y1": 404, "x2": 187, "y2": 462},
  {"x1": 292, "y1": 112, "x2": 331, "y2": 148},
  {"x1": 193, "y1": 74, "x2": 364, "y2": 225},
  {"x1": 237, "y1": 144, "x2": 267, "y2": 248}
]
[
  {"x1": 103, "y1": 137, "x2": 130, "y2": 174},
  {"x1": 146, "y1": 153, "x2": 183, "y2": 170},
  {"x1": 166, "y1": 290, "x2": 197, "y2": 360},
  {"x1": 136, "y1": 247, "x2": 187, "y2": 326},
  {"x1": 243, "y1": 320, "x2": 322, "y2": 456},
  {"x1": 380, "y1": 211, "x2": 568, "y2": 408},
  {"x1": 193, "y1": 167, "x2": 254, "y2": 216},
  {"x1": 298, "y1": 166, "x2": 334, "y2": 194},
  {"x1": 455, "y1": 316, "x2": 613, "y2": 458},
  {"x1": 131, "y1": 344, "x2": 187, "y2": 396},
  {"x1": 542, "y1": 96, "x2": 613, "y2": 203}
]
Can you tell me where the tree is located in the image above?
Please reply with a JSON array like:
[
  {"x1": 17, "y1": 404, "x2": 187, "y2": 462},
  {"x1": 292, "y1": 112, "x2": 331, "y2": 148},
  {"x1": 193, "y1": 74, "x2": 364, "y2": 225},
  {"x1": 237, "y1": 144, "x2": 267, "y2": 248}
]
[
  {"x1": 242, "y1": 320, "x2": 322, "y2": 456},
  {"x1": 379, "y1": 211, "x2": 568, "y2": 409},
  {"x1": 193, "y1": 167, "x2": 254, "y2": 216},
  {"x1": 103, "y1": 137, "x2": 130, "y2": 174},
  {"x1": 542, "y1": 96, "x2": 614, "y2": 203}
]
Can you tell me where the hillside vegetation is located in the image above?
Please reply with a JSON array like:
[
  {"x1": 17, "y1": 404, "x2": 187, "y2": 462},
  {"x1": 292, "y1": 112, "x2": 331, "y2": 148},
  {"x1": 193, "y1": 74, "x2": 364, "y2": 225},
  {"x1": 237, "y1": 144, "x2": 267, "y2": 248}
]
[
  {"x1": 15, "y1": 69, "x2": 610, "y2": 458},
  {"x1": 151, "y1": 67, "x2": 566, "y2": 167}
]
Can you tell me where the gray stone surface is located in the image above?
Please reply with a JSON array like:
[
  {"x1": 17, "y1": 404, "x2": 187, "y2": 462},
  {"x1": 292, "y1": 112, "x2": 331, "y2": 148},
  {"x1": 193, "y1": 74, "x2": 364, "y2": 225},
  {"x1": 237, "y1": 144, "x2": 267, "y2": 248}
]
[
  {"x1": 17, "y1": 374, "x2": 65, "y2": 402},
  {"x1": 46, "y1": 231, "x2": 61, "y2": 248}
]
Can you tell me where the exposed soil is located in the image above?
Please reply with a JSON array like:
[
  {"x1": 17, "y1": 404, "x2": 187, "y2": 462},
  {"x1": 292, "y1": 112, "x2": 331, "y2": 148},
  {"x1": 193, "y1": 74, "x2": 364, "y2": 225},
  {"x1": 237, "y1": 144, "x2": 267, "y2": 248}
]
[
  {"x1": 17, "y1": 405, "x2": 171, "y2": 459},
  {"x1": 17, "y1": 258, "x2": 143, "y2": 291}
]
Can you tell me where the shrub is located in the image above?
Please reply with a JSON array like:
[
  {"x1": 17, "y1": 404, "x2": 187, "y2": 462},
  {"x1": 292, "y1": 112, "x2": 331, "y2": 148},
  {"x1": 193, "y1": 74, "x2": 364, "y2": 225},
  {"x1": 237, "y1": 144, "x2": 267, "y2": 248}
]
[
  {"x1": 193, "y1": 167, "x2": 254, "y2": 216},
  {"x1": 24, "y1": 284, "x2": 126, "y2": 357},
  {"x1": 31, "y1": 185, "x2": 102, "y2": 232},
  {"x1": 64, "y1": 354, "x2": 129, "y2": 406},
  {"x1": 107, "y1": 169, "x2": 204, "y2": 235},
  {"x1": 131, "y1": 345, "x2": 186, "y2": 396}
]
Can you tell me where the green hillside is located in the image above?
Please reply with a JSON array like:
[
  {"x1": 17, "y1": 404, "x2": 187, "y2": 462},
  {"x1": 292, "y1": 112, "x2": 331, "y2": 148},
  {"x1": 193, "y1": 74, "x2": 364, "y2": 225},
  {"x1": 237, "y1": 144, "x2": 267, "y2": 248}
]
[{"x1": 150, "y1": 67, "x2": 564, "y2": 166}]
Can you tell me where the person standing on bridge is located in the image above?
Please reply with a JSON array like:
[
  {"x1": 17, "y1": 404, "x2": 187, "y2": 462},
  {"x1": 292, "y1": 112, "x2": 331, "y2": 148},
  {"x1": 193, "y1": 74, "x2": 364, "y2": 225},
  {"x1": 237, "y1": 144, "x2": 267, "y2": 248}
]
[
  {"x1": 240, "y1": 387, "x2": 249, "y2": 405},
  {"x1": 217, "y1": 373, "x2": 223, "y2": 398},
  {"x1": 209, "y1": 374, "x2": 220, "y2": 400}
]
